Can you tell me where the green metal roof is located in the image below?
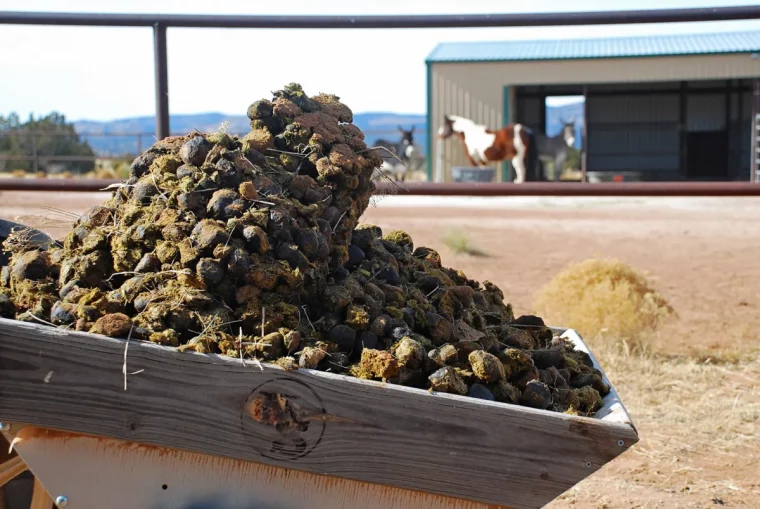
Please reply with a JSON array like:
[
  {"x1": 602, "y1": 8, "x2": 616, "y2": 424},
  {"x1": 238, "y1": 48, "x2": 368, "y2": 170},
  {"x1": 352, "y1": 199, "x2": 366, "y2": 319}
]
[{"x1": 426, "y1": 30, "x2": 760, "y2": 63}]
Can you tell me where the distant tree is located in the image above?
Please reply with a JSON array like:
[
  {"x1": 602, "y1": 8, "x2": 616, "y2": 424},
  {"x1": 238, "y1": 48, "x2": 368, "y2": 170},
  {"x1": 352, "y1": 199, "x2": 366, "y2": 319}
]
[{"x1": 0, "y1": 112, "x2": 96, "y2": 174}]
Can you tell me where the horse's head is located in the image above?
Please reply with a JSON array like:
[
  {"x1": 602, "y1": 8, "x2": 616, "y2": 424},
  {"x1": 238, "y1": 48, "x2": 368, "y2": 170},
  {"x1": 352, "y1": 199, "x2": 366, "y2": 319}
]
[
  {"x1": 437, "y1": 115, "x2": 455, "y2": 139},
  {"x1": 398, "y1": 125, "x2": 415, "y2": 146},
  {"x1": 561, "y1": 117, "x2": 576, "y2": 148}
]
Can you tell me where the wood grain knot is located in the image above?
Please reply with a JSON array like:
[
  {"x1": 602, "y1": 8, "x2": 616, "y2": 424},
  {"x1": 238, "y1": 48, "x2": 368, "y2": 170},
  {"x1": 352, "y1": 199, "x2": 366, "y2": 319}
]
[
  {"x1": 241, "y1": 377, "x2": 326, "y2": 461},
  {"x1": 249, "y1": 392, "x2": 310, "y2": 433}
]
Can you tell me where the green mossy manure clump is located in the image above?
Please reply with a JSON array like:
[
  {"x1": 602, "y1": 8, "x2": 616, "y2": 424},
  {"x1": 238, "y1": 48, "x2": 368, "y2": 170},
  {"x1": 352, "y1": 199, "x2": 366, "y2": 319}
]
[{"x1": 0, "y1": 83, "x2": 609, "y2": 417}]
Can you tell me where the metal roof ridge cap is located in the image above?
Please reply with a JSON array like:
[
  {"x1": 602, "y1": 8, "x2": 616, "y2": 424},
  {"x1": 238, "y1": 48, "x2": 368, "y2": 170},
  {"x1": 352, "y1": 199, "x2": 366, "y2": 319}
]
[
  {"x1": 425, "y1": 49, "x2": 759, "y2": 64},
  {"x1": 428, "y1": 27, "x2": 760, "y2": 52}
]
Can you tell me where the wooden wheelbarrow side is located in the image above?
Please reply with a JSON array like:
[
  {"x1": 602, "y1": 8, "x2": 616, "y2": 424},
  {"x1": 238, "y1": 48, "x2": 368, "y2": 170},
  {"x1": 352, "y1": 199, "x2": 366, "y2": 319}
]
[{"x1": 0, "y1": 319, "x2": 638, "y2": 509}]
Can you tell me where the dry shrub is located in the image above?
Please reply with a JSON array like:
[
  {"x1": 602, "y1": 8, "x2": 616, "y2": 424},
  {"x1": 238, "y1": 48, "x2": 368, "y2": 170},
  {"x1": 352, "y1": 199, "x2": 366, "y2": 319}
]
[
  {"x1": 93, "y1": 168, "x2": 117, "y2": 179},
  {"x1": 442, "y1": 228, "x2": 487, "y2": 257},
  {"x1": 11, "y1": 169, "x2": 26, "y2": 178},
  {"x1": 113, "y1": 163, "x2": 131, "y2": 180},
  {"x1": 533, "y1": 257, "x2": 674, "y2": 354}
]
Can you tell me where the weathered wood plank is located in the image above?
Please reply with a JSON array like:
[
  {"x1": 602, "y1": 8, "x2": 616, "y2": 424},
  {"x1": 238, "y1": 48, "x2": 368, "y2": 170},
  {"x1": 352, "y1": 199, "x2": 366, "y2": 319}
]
[
  {"x1": 0, "y1": 318, "x2": 638, "y2": 509},
  {"x1": 560, "y1": 329, "x2": 636, "y2": 429},
  {"x1": 29, "y1": 477, "x2": 52, "y2": 509}
]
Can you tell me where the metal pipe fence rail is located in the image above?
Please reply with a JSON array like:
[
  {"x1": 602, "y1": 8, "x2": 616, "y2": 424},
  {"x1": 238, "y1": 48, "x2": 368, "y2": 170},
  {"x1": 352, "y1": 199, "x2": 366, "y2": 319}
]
[
  {"x1": 3, "y1": 6, "x2": 760, "y2": 141},
  {"x1": 3, "y1": 6, "x2": 760, "y2": 28},
  {"x1": 0, "y1": 129, "x2": 416, "y2": 169},
  {"x1": 0, "y1": 178, "x2": 759, "y2": 196}
]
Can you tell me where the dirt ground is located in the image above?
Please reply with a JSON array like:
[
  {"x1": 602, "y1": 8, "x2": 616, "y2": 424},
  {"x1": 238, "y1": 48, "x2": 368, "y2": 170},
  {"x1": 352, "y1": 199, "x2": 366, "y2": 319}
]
[{"x1": 1, "y1": 191, "x2": 758, "y2": 508}]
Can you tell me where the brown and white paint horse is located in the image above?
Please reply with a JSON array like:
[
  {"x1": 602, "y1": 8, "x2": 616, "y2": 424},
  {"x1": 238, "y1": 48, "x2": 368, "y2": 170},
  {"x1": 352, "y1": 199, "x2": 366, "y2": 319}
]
[{"x1": 437, "y1": 115, "x2": 540, "y2": 183}]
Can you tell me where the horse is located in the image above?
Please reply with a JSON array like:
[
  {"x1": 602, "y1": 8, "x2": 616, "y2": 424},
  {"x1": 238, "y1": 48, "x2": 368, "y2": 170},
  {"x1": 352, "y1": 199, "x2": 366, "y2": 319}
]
[
  {"x1": 374, "y1": 126, "x2": 421, "y2": 182},
  {"x1": 536, "y1": 118, "x2": 576, "y2": 180},
  {"x1": 437, "y1": 115, "x2": 540, "y2": 183}
]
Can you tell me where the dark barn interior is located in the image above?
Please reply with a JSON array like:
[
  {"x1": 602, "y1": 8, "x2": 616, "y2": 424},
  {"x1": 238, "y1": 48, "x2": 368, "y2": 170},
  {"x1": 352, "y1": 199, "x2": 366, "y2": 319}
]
[{"x1": 515, "y1": 79, "x2": 756, "y2": 181}]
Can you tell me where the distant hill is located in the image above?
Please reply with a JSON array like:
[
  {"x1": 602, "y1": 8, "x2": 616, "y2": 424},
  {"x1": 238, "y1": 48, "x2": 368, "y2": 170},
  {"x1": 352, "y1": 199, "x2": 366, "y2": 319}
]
[
  {"x1": 73, "y1": 102, "x2": 584, "y2": 157},
  {"x1": 73, "y1": 112, "x2": 426, "y2": 158}
]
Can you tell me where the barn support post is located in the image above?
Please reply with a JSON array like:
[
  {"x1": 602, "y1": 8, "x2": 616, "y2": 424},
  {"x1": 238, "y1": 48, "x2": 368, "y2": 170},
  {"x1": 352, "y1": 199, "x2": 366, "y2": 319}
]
[
  {"x1": 153, "y1": 22, "x2": 170, "y2": 141},
  {"x1": 679, "y1": 81, "x2": 688, "y2": 179},
  {"x1": 737, "y1": 81, "x2": 743, "y2": 178},
  {"x1": 581, "y1": 85, "x2": 588, "y2": 183},
  {"x1": 502, "y1": 85, "x2": 512, "y2": 183},
  {"x1": 725, "y1": 80, "x2": 731, "y2": 179},
  {"x1": 751, "y1": 78, "x2": 759, "y2": 182},
  {"x1": 539, "y1": 86, "x2": 547, "y2": 136},
  {"x1": 425, "y1": 62, "x2": 433, "y2": 182}
]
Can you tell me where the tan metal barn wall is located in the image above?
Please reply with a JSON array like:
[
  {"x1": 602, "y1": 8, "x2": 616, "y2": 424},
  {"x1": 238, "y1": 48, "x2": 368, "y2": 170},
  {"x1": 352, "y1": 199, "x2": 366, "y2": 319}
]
[
  {"x1": 430, "y1": 54, "x2": 760, "y2": 182},
  {"x1": 430, "y1": 67, "x2": 503, "y2": 182}
]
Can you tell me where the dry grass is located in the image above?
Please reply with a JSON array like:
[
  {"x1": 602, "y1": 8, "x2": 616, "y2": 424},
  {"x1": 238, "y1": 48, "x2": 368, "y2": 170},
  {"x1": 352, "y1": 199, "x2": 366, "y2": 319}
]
[
  {"x1": 441, "y1": 227, "x2": 488, "y2": 257},
  {"x1": 535, "y1": 257, "x2": 760, "y2": 507},
  {"x1": 552, "y1": 341, "x2": 760, "y2": 507},
  {"x1": 533, "y1": 257, "x2": 674, "y2": 354},
  {"x1": 603, "y1": 345, "x2": 759, "y2": 454}
]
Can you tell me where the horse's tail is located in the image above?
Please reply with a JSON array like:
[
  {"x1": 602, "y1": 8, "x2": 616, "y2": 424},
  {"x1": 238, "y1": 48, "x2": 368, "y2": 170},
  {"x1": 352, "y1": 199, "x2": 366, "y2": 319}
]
[{"x1": 524, "y1": 127, "x2": 541, "y2": 182}]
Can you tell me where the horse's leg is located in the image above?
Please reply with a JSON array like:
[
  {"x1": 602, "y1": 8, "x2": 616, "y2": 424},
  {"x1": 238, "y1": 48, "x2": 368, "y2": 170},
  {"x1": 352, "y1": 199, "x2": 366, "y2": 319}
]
[
  {"x1": 555, "y1": 154, "x2": 566, "y2": 180},
  {"x1": 512, "y1": 128, "x2": 528, "y2": 184},
  {"x1": 463, "y1": 152, "x2": 479, "y2": 167},
  {"x1": 511, "y1": 155, "x2": 526, "y2": 184}
]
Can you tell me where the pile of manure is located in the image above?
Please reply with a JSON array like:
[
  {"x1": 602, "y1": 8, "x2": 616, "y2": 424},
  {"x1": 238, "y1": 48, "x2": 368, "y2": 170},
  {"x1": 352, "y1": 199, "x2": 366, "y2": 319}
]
[{"x1": 0, "y1": 84, "x2": 609, "y2": 416}]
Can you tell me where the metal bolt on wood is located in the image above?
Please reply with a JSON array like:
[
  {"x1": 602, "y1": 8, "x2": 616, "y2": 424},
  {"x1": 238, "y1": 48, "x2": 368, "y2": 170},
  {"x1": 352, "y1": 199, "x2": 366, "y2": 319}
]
[
  {"x1": 0, "y1": 422, "x2": 9, "y2": 431},
  {"x1": 55, "y1": 495, "x2": 69, "y2": 507},
  {"x1": 618, "y1": 440, "x2": 625, "y2": 447}
]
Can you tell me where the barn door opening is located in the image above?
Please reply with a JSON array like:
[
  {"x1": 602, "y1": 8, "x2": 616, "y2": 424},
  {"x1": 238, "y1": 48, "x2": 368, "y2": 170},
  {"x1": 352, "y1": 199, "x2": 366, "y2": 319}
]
[
  {"x1": 544, "y1": 95, "x2": 584, "y2": 180},
  {"x1": 686, "y1": 131, "x2": 729, "y2": 179},
  {"x1": 684, "y1": 92, "x2": 730, "y2": 180}
]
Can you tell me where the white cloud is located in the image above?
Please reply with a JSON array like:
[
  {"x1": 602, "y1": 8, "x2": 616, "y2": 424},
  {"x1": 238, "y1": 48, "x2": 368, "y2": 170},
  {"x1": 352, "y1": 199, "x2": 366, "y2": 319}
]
[{"x1": 546, "y1": 96, "x2": 585, "y2": 107}]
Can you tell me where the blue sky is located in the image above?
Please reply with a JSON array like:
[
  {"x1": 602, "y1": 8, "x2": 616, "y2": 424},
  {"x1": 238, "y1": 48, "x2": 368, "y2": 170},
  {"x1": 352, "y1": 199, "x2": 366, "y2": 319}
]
[{"x1": 2, "y1": 0, "x2": 760, "y2": 121}]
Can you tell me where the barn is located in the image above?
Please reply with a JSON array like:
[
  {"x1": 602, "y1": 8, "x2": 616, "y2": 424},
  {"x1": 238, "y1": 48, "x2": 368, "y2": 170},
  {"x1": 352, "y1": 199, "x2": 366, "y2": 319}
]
[{"x1": 425, "y1": 30, "x2": 760, "y2": 183}]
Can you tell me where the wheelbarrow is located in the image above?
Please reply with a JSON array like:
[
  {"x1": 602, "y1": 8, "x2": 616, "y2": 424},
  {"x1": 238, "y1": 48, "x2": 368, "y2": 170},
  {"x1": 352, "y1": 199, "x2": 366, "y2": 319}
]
[
  {"x1": 0, "y1": 221, "x2": 639, "y2": 509},
  {"x1": 0, "y1": 219, "x2": 54, "y2": 267}
]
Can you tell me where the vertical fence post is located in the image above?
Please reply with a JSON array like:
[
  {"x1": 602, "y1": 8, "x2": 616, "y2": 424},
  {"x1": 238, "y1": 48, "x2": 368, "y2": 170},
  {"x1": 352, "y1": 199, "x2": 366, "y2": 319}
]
[
  {"x1": 32, "y1": 133, "x2": 39, "y2": 174},
  {"x1": 752, "y1": 78, "x2": 759, "y2": 182},
  {"x1": 153, "y1": 23, "x2": 170, "y2": 140},
  {"x1": 581, "y1": 85, "x2": 588, "y2": 183}
]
